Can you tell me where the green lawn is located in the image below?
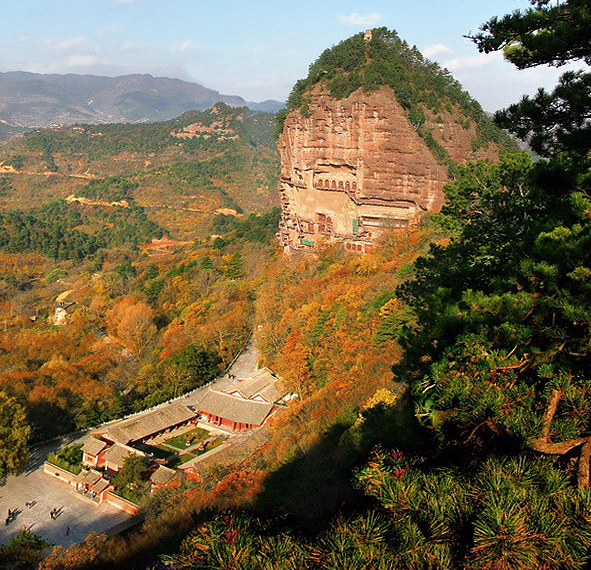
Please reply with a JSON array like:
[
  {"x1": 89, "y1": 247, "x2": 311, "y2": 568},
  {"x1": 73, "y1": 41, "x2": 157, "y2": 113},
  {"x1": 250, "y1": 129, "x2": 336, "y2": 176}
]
[
  {"x1": 194, "y1": 438, "x2": 224, "y2": 456},
  {"x1": 137, "y1": 443, "x2": 177, "y2": 461},
  {"x1": 178, "y1": 453, "x2": 197, "y2": 464},
  {"x1": 167, "y1": 452, "x2": 196, "y2": 467},
  {"x1": 164, "y1": 427, "x2": 209, "y2": 450}
]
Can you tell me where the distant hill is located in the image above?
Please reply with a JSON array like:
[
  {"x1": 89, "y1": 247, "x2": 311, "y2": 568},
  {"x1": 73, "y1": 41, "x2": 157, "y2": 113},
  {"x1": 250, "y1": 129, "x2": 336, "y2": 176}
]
[
  {"x1": 0, "y1": 102, "x2": 280, "y2": 243},
  {"x1": 247, "y1": 100, "x2": 286, "y2": 113},
  {"x1": 0, "y1": 71, "x2": 284, "y2": 128}
]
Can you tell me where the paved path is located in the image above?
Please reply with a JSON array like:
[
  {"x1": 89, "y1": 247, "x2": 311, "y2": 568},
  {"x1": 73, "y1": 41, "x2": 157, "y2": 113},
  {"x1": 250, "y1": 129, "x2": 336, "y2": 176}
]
[
  {"x1": 0, "y1": 337, "x2": 262, "y2": 549},
  {"x1": 0, "y1": 455, "x2": 132, "y2": 548}
]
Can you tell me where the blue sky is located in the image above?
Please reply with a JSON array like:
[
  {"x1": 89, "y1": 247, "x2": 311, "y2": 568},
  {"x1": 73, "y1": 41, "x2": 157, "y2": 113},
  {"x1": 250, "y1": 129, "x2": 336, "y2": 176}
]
[{"x1": 0, "y1": 0, "x2": 582, "y2": 112}]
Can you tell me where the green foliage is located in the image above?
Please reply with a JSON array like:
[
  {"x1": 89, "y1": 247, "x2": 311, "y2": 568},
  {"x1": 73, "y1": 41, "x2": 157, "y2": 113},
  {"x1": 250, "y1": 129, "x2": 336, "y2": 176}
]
[
  {"x1": 470, "y1": 0, "x2": 591, "y2": 157},
  {"x1": 0, "y1": 192, "x2": 163, "y2": 261},
  {"x1": 471, "y1": 0, "x2": 591, "y2": 69},
  {"x1": 170, "y1": 344, "x2": 221, "y2": 381},
  {"x1": 143, "y1": 278, "x2": 166, "y2": 305},
  {"x1": 355, "y1": 450, "x2": 591, "y2": 570},
  {"x1": 24, "y1": 134, "x2": 58, "y2": 171},
  {"x1": 0, "y1": 529, "x2": 51, "y2": 569},
  {"x1": 495, "y1": 71, "x2": 591, "y2": 156},
  {"x1": 47, "y1": 444, "x2": 83, "y2": 475},
  {"x1": 3, "y1": 155, "x2": 25, "y2": 170},
  {"x1": 397, "y1": 152, "x2": 591, "y2": 450},
  {"x1": 112, "y1": 453, "x2": 149, "y2": 504},
  {"x1": 226, "y1": 251, "x2": 244, "y2": 279},
  {"x1": 211, "y1": 207, "x2": 280, "y2": 245},
  {"x1": 0, "y1": 176, "x2": 13, "y2": 196},
  {"x1": 273, "y1": 108, "x2": 288, "y2": 138},
  {"x1": 284, "y1": 27, "x2": 516, "y2": 161},
  {"x1": 45, "y1": 268, "x2": 67, "y2": 283},
  {"x1": 3, "y1": 529, "x2": 51, "y2": 551},
  {"x1": 372, "y1": 307, "x2": 414, "y2": 345},
  {"x1": 76, "y1": 176, "x2": 138, "y2": 202},
  {"x1": 0, "y1": 391, "x2": 30, "y2": 476}
]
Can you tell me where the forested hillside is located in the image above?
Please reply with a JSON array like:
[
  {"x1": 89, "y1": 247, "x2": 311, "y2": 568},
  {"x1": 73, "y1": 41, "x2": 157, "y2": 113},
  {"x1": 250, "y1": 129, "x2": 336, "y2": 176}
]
[
  {"x1": 3, "y1": 2, "x2": 591, "y2": 569},
  {"x1": 0, "y1": 104, "x2": 279, "y2": 454},
  {"x1": 0, "y1": 103, "x2": 278, "y2": 243},
  {"x1": 278, "y1": 26, "x2": 518, "y2": 174}
]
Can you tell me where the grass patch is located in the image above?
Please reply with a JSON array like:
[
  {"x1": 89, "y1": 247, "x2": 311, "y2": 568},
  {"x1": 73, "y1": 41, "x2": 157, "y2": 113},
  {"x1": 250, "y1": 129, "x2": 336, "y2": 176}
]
[
  {"x1": 137, "y1": 443, "x2": 177, "y2": 461},
  {"x1": 168, "y1": 453, "x2": 196, "y2": 467},
  {"x1": 163, "y1": 427, "x2": 209, "y2": 450},
  {"x1": 195, "y1": 438, "x2": 224, "y2": 456}
]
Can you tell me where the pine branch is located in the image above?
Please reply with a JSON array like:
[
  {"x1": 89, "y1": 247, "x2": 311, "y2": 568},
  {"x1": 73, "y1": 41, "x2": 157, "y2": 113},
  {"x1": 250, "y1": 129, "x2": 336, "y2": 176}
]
[
  {"x1": 541, "y1": 388, "x2": 562, "y2": 441},
  {"x1": 577, "y1": 438, "x2": 591, "y2": 491},
  {"x1": 530, "y1": 436, "x2": 587, "y2": 455}
]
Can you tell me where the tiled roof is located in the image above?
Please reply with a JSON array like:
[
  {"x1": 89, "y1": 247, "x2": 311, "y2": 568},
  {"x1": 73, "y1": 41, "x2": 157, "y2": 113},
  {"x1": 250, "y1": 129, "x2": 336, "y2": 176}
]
[
  {"x1": 77, "y1": 469, "x2": 103, "y2": 486},
  {"x1": 228, "y1": 368, "x2": 286, "y2": 403},
  {"x1": 82, "y1": 437, "x2": 108, "y2": 456},
  {"x1": 102, "y1": 443, "x2": 145, "y2": 468},
  {"x1": 196, "y1": 389, "x2": 273, "y2": 426},
  {"x1": 150, "y1": 465, "x2": 176, "y2": 486},
  {"x1": 93, "y1": 478, "x2": 111, "y2": 494},
  {"x1": 102, "y1": 402, "x2": 196, "y2": 444}
]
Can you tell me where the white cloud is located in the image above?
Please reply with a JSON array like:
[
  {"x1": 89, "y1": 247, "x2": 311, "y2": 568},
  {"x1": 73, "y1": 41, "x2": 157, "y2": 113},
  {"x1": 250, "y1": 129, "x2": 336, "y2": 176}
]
[
  {"x1": 48, "y1": 36, "x2": 85, "y2": 51},
  {"x1": 422, "y1": 44, "x2": 453, "y2": 59},
  {"x1": 173, "y1": 40, "x2": 198, "y2": 53},
  {"x1": 242, "y1": 46, "x2": 265, "y2": 55},
  {"x1": 339, "y1": 12, "x2": 383, "y2": 27},
  {"x1": 119, "y1": 41, "x2": 135, "y2": 52},
  {"x1": 96, "y1": 24, "x2": 122, "y2": 37},
  {"x1": 442, "y1": 51, "x2": 500, "y2": 72},
  {"x1": 68, "y1": 55, "x2": 98, "y2": 67}
]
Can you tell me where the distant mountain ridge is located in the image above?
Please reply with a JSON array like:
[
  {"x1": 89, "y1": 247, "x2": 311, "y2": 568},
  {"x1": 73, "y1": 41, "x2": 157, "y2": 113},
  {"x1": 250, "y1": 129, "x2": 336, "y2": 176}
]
[{"x1": 0, "y1": 71, "x2": 284, "y2": 127}]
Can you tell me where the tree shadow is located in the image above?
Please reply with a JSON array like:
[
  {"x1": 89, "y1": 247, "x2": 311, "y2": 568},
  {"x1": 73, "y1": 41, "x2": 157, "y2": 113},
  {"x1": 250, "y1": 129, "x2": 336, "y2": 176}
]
[
  {"x1": 252, "y1": 388, "x2": 424, "y2": 531},
  {"x1": 29, "y1": 400, "x2": 76, "y2": 444}
]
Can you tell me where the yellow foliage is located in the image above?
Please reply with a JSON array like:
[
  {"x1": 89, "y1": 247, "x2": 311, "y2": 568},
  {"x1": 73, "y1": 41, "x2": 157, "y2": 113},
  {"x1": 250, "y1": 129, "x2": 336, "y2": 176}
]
[
  {"x1": 362, "y1": 388, "x2": 401, "y2": 411},
  {"x1": 379, "y1": 298, "x2": 401, "y2": 317}
]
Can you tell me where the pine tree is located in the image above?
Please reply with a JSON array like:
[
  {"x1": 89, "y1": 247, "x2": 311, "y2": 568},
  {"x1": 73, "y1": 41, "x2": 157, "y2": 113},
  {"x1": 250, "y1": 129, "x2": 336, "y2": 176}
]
[{"x1": 470, "y1": 0, "x2": 591, "y2": 156}]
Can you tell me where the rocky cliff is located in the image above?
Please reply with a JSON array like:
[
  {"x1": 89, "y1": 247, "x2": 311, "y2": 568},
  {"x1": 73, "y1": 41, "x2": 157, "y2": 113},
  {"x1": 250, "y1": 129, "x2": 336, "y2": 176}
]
[{"x1": 277, "y1": 29, "x2": 516, "y2": 253}]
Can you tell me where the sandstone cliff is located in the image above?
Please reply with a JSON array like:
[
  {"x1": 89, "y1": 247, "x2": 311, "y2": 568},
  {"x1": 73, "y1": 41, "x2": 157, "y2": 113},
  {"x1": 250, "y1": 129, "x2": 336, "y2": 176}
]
[{"x1": 277, "y1": 29, "x2": 515, "y2": 253}]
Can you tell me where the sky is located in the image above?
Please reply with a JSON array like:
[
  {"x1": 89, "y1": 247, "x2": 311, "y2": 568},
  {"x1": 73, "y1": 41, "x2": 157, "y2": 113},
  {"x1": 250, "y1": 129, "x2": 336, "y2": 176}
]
[{"x1": 0, "y1": 0, "x2": 583, "y2": 112}]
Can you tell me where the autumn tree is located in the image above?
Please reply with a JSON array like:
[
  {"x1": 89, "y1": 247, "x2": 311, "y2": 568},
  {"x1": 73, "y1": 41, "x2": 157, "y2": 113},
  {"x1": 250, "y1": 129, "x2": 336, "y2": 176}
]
[{"x1": 107, "y1": 298, "x2": 157, "y2": 358}]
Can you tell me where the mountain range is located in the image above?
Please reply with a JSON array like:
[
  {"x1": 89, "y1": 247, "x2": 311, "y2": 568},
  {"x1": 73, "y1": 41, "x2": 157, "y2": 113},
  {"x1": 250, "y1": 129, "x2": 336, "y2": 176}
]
[{"x1": 0, "y1": 71, "x2": 284, "y2": 128}]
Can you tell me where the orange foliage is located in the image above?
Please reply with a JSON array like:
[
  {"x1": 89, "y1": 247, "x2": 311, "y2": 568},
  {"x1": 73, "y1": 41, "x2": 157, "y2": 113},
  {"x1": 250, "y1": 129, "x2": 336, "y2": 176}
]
[
  {"x1": 205, "y1": 468, "x2": 267, "y2": 509},
  {"x1": 255, "y1": 228, "x2": 433, "y2": 463},
  {"x1": 106, "y1": 297, "x2": 156, "y2": 357}
]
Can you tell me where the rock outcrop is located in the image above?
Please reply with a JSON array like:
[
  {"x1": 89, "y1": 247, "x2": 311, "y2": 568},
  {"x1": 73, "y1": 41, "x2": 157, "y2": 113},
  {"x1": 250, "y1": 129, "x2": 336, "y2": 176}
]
[{"x1": 277, "y1": 85, "x2": 502, "y2": 253}]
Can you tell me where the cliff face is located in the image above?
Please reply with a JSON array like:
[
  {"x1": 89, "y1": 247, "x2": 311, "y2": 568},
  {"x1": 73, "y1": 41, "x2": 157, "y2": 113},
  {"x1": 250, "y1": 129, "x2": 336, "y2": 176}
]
[{"x1": 277, "y1": 86, "x2": 499, "y2": 252}]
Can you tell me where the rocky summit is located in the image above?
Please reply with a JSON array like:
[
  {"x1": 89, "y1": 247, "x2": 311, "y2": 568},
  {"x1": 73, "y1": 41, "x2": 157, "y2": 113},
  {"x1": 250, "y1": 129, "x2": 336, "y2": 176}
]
[{"x1": 277, "y1": 28, "x2": 516, "y2": 253}]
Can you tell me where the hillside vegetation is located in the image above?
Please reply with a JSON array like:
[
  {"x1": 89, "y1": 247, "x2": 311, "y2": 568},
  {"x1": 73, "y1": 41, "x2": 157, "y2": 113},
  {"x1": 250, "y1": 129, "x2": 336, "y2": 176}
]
[
  {"x1": 0, "y1": 104, "x2": 279, "y2": 242},
  {"x1": 0, "y1": 103, "x2": 279, "y2": 450},
  {"x1": 4, "y1": 5, "x2": 591, "y2": 569}
]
